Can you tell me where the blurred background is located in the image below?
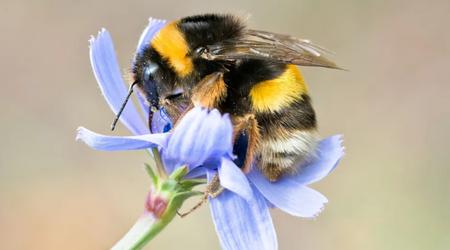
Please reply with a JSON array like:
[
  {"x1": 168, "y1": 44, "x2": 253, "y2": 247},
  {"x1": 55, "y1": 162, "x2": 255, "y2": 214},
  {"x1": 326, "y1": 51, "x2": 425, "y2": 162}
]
[{"x1": 1, "y1": 0, "x2": 449, "y2": 249}]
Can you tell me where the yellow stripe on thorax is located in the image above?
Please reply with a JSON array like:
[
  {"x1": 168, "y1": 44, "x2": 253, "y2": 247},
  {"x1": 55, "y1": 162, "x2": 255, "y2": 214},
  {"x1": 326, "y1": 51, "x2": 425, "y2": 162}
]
[
  {"x1": 151, "y1": 22, "x2": 193, "y2": 77},
  {"x1": 250, "y1": 65, "x2": 308, "y2": 112}
]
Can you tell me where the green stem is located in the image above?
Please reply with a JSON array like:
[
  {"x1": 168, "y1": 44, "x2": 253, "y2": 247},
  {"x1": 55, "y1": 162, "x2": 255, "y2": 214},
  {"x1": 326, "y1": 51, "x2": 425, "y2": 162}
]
[
  {"x1": 131, "y1": 212, "x2": 178, "y2": 250},
  {"x1": 151, "y1": 147, "x2": 167, "y2": 179},
  {"x1": 112, "y1": 211, "x2": 177, "y2": 250}
]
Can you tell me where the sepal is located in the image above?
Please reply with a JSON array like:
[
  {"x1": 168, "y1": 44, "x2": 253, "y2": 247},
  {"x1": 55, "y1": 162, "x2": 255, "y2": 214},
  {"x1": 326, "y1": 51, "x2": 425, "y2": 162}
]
[{"x1": 112, "y1": 165, "x2": 205, "y2": 249}]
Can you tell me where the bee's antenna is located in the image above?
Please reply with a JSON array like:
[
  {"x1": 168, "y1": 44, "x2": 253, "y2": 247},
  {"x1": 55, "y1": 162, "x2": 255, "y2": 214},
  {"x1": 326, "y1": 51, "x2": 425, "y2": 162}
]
[{"x1": 111, "y1": 81, "x2": 138, "y2": 131}]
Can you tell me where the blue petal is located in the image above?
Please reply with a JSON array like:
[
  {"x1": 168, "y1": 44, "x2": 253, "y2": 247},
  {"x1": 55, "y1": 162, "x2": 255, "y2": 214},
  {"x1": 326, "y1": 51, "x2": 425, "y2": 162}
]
[
  {"x1": 218, "y1": 158, "x2": 253, "y2": 202},
  {"x1": 76, "y1": 127, "x2": 168, "y2": 151},
  {"x1": 89, "y1": 29, "x2": 148, "y2": 135},
  {"x1": 248, "y1": 135, "x2": 344, "y2": 217},
  {"x1": 134, "y1": 18, "x2": 167, "y2": 121},
  {"x1": 208, "y1": 171, "x2": 278, "y2": 250},
  {"x1": 184, "y1": 166, "x2": 207, "y2": 179},
  {"x1": 194, "y1": 110, "x2": 233, "y2": 162},
  {"x1": 164, "y1": 108, "x2": 233, "y2": 170},
  {"x1": 164, "y1": 108, "x2": 206, "y2": 169},
  {"x1": 248, "y1": 169, "x2": 328, "y2": 218},
  {"x1": 293, "y1": 135, "x2": 344, "y2": 185}
]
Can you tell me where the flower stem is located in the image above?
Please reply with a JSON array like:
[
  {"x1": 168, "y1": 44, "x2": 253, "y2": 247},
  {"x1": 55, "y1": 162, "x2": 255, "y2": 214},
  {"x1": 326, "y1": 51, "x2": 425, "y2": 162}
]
[
  {"x1": 111, "y1": 211, "x2": 174, "y2": 250},
  {"x1": 151, "y1": 147, "x2": 167, "y2": 179},
  {"x1": 132, "y1": 212, "x2": 176, "y2": 249}
]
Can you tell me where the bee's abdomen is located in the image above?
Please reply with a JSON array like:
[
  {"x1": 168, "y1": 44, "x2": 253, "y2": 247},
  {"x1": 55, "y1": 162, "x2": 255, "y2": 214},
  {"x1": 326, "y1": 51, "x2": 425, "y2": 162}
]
[
  {"x1": 224, "y1": 60, "x2": 318, "y2": 181},
  {"x1": 257, "y1": 129, "x2": 318, "y2": 181},
  {"x1": 256, "y1": 94, "x2": 317, "y2": 133},
  {"x1": 255, "y1": 96, "x2": 318, "y2": 181},
  {"x1": 249, "y1": 65, "x2": 308, "y2": 113}
]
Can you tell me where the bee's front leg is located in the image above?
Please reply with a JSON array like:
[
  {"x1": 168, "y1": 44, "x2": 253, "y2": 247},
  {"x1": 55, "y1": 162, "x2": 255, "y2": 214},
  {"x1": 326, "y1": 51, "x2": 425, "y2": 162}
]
[
  {"x1": 170, "y1": 71, "x2": 227, "y2": 130},
  {"x1": 191, "y1": 71, "x2": 227, "y2": 109}
]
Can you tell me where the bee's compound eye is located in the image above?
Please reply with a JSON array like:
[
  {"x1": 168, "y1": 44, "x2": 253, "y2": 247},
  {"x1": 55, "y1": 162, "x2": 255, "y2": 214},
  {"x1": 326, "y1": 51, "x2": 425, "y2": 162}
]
[
  {"x1": 142, "y1": 62, "x2": 160, "y2": 109},
  {"x1": 143, "y1": 62, "x2": 159, "y2": 82}
]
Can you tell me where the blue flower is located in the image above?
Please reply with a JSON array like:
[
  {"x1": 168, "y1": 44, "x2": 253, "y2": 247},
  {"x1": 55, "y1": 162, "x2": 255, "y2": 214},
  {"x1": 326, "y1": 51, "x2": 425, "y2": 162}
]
[{"x1": 77, "y1": 18, "x2": 344, "y2": 250}]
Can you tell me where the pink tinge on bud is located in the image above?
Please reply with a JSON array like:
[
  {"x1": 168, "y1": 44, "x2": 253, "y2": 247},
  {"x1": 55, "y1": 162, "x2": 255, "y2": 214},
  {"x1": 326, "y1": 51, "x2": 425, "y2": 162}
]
[
  {"x1": 152, "y1": 197, "x2": 168, "y2": 218},
  {"x1": 145, "y1": 191, "x2": 168, "y2": 218}
]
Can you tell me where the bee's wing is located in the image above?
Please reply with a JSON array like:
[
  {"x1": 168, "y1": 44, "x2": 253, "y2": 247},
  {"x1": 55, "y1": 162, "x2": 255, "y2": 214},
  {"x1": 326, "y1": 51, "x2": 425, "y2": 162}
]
[{"x1": 202, "y1": 29, "x2": 342, "y2": 69}]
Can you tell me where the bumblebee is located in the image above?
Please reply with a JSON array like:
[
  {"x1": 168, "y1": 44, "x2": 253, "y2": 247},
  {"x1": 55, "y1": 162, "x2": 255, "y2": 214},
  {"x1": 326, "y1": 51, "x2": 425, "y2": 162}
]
[{"x1": 113, "y1": 14, "x2": 340, "y2": 182}]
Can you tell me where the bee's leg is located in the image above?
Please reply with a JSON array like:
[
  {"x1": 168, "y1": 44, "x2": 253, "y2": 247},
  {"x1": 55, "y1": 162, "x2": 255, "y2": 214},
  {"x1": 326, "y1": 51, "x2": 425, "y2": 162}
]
[
  {"x1": 233, "y1": 114, "x2": 260, "y2": 173},
  {"x1": 159, "y1": 71, "x2": 225, "y2": 130},
  {"x1": 167, "y1": 71, "x2": 226, "y2": 131},
  {"x1": 207, "y1": 174, "x2": 225, "y2": 198},
  {"x1": 243, "y1": 115, "x2": 260, "y2": 173},
  {"x1": 191, "y1": 71, "x2": 227, "y2": 109},
  {"x1": 177, "y1": 73, "x2": 229, "y2": 218},
  {"x1": 177, "y1": 174, "x2": 223, "y2": 218},
  {"x1": 177, "y1": 192, "x2": 208, "y2": 218}
]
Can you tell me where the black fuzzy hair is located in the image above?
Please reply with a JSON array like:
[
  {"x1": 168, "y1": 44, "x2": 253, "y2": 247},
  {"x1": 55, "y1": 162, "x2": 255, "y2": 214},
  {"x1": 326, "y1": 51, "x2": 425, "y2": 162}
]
[{"x1": 177, "y1": 14, "x2": 245, "y2": 50}]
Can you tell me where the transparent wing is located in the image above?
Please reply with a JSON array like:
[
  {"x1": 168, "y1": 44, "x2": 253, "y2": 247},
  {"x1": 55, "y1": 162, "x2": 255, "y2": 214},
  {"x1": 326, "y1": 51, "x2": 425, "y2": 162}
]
[{"x1": 201, "y1": 29, "x2": 342, "y2": 69}]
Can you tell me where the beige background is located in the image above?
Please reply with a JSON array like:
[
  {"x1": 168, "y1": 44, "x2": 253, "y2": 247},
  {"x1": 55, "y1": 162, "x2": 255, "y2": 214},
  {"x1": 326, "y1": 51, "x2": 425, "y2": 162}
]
[{"x1": 1, "y1": 0, "x2": 449, "y2": 249}]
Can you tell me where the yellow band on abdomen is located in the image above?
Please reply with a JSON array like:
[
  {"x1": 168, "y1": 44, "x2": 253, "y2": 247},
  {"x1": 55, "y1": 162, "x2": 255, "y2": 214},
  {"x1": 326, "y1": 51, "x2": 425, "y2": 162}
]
[{"x1": 250, "y1": 65, "x2": 308, "y2": 112}]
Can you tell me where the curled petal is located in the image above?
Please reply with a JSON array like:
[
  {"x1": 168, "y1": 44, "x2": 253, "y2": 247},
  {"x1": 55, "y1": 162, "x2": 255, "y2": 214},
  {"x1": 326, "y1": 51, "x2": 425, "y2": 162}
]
[
  {"x1": 164, "y1": 108, "x2": 233, "y2": 170},
  {"x1": 218, "y1": 158, "x2": 253, "y2": 201},
  {"x1": 89, "y1": 29, "x2": 148, "y2": 135},
  {"x1": 76, "y1": 127, "x2": 168, "y2": 151},
  {"x1": 294, "y1": 135, "x2": 344, "y2": 185},
  {"x1": 249, "y1": 169, "x2": 328, "y2": 218},
  {"x1": 208, "y1": 171, "x2": 278, "y2": 250}
]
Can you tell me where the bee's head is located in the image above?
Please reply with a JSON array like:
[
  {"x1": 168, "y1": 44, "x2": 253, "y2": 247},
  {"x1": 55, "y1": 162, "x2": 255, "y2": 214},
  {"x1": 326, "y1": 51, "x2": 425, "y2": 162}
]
[
  {"x1": 132, "y1": 46, "x2": 191, "y2": 132},
  {"x1": 133, "y1": 47, "x2": 179, "y2": 111},
  {"x1": 133, "y1": 14, "x2": 245, "y2": 105},
  {"x1": 126, "y1": 15, "x2": 245, "y2": 130}
]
